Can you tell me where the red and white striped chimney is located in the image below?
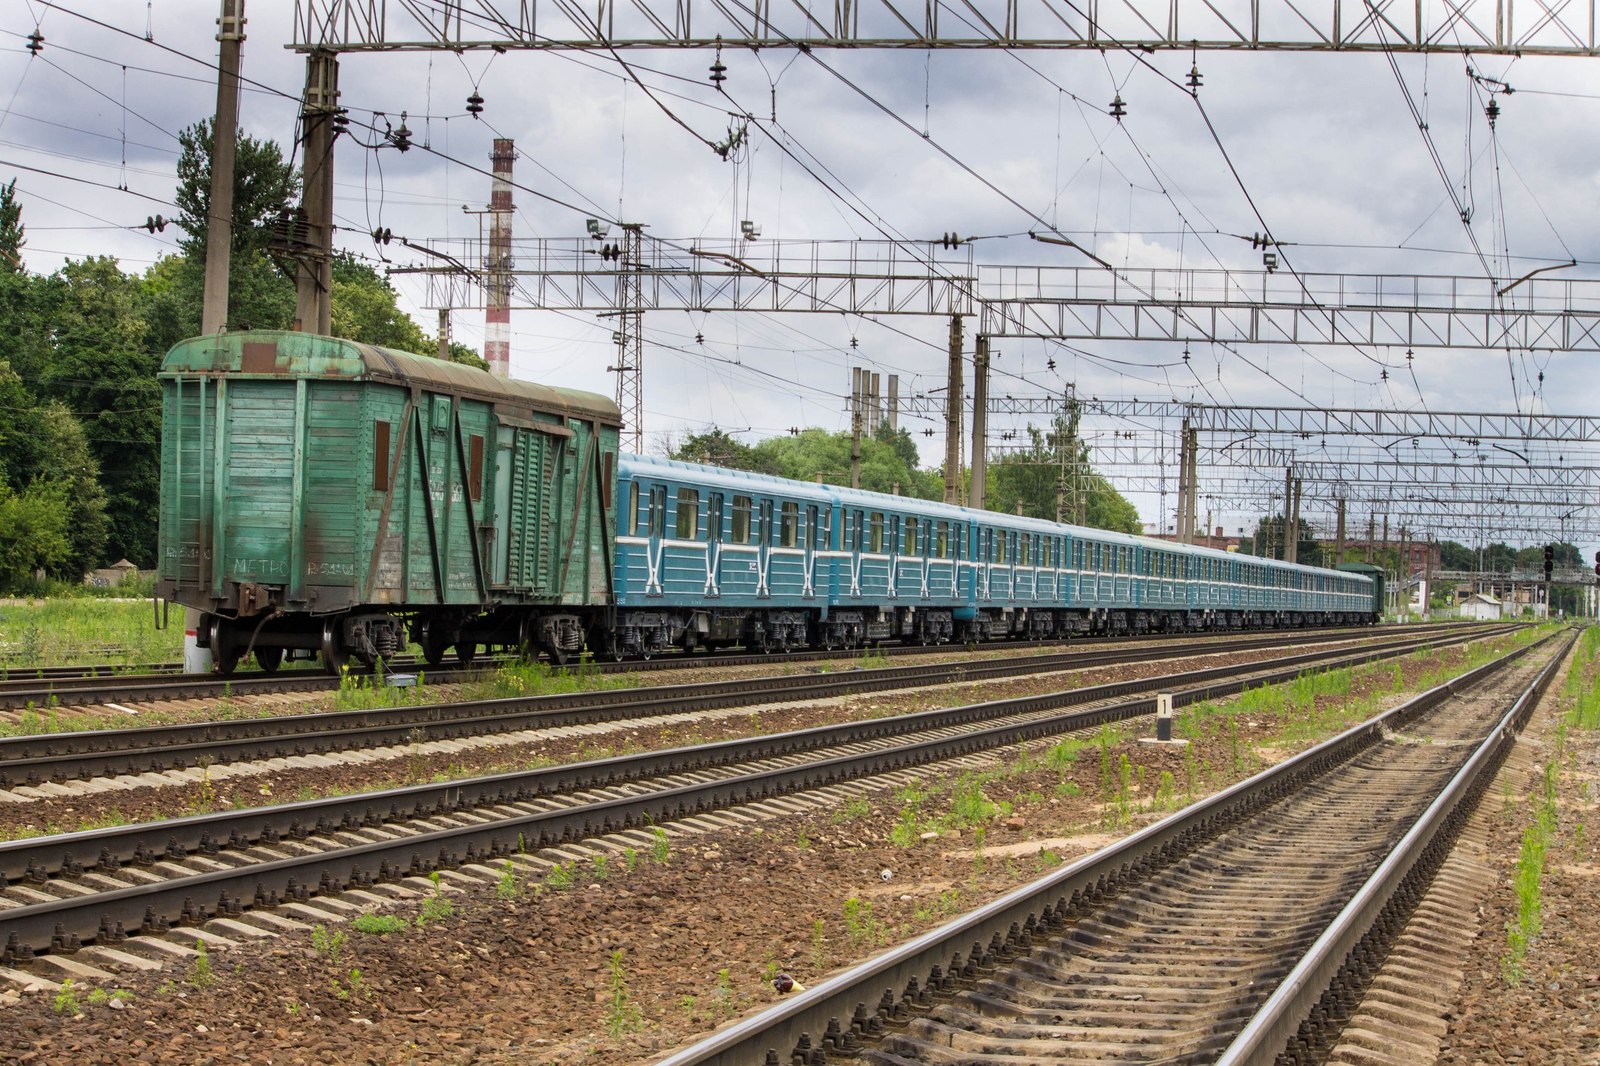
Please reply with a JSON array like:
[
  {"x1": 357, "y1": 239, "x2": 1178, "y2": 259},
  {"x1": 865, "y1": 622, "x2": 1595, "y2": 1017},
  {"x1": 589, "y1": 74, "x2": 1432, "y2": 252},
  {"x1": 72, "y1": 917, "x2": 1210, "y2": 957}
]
[{"x1": 485, "y1": 138, "x2": 515, "y2": 377}]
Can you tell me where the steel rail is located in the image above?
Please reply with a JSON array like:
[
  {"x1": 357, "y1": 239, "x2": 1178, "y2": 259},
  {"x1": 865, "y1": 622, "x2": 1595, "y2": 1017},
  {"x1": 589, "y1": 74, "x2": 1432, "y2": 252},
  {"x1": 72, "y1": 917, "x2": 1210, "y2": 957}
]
[
  {"x1": 650, "y1": 632, "x2": 1560, "y2": 1066},
  {"x1": 0, "y1": 624, "x2": 1422, "y2": 710},
  {"x1": 0, "y1": 626, "x2": 1481, "y2": 886},
  {"x1": 2, "y1": 628, "x2": 1475, "y2": 788},
  {"x1": 0, "y1": 627, "x2": 1520, "y2": 964},
  {"x1": 1215, "y1": 629, "x2": 1575, "y2": 1064}
]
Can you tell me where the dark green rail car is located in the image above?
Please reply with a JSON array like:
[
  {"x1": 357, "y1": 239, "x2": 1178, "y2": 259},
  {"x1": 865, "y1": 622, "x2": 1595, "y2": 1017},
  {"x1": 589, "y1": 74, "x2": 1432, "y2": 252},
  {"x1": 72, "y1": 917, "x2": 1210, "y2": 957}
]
[
  {"x1": 1335, "y1": 561, "x2": 1385, "y2": 621},
  {"x1": 157, "y1": 331, "x2": 620, "y2": 672}
]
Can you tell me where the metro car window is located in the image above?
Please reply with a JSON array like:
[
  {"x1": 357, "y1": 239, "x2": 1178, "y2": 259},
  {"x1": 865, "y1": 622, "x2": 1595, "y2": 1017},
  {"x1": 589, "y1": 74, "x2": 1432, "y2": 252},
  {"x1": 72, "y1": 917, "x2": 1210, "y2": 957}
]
[
  {"x1": 780, "y1": 501, "x2": 798, "y2": 547},
  {"x1": 732, "y1": 495, "x2": 752, "y2": 543},
  {"x1": 675, "y1": 489, "x2": 698, "y2": 540}
]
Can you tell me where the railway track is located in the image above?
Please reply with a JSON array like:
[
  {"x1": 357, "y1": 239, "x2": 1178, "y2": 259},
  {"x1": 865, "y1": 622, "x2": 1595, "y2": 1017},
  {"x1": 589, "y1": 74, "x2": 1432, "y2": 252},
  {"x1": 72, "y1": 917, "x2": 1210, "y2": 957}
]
[
  {"x1": 0, "y1": 626, "x2": 1508, "y2": 790},
  {"x1": 652, "y1": 629, "x2": 1572, "y2": 1066},
  {"x1": 0, "y1": 624, "x2": 1525, "y2": 979},
  {"x1": 0, "y1": 623, "x2": 1455, "y2": 711}
]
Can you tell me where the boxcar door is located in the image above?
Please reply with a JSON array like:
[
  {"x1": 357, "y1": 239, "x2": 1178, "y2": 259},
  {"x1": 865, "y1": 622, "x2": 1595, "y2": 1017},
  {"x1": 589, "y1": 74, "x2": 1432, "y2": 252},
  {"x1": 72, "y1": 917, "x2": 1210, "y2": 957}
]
[{"x1": 488, "y1": 426, "x2": 515, "y2": 588}]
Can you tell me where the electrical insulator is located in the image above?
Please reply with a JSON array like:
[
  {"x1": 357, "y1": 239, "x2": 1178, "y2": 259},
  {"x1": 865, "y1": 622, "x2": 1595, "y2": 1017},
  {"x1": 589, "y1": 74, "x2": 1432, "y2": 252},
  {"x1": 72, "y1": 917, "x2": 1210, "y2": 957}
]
[
  {"x1": 390, "y1": 112, "x2": 412, "y2": 153},
  {"x1": 26, "y1": 29, "x2": 43, "y2": 56},
  {"x1": 1109, "y1": 94, "x2": 1126, "y2": 121},
  {"x1": 709, "y1": 58, "x2": 727, "y2": 86},
  {"x1": 332, "y1": 108, "x2": 349, "y2": 136},
  {"x1": 1186, "y1": 64, "x2": 1202, "y2": 91},
  {"x1": 143, "y1": 215, "x2": 167, "y2": 234},
  {"x1": 1486, "y1": 97, "x2": 1500, "y2": 128},
  {"x1": 371, "y1": 227, "x2": 393, "y2": 244},
  {"x1": 940, "y1": 232, "x2": 962, "y2": 249},
  {"x1": 466, "y1": 91, "x2": 484, "y2": 118}
]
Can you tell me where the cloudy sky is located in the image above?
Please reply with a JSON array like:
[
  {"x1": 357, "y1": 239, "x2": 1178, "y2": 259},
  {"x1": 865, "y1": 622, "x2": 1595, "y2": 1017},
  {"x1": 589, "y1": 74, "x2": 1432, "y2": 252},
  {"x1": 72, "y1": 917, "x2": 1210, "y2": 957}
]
[{"x1": 5, "y1": 1, "x2": 1599, "y2": 548}]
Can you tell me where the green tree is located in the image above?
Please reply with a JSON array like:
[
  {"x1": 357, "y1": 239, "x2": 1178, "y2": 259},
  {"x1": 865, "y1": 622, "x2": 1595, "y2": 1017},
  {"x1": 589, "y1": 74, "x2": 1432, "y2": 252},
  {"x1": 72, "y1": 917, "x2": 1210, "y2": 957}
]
[
  {"x1": 0, "y1": 362, "x2": 107, "y2": 577},
  {"x1": 985, "y1": 409, "x2": 1141, "y2": 534},
  {"x1": 445, "y1": 340, "x2": 488, "y2": 371},
  {"x1": 1244, "y1": 514, "x2": 1323, "y2": 566},
  {"x1": 670, "y1": 427, "x2": 769, "y2": 470},
  {"x1": 0, "y1": 360, "x2": 48, "y2": 489},
  {"x1": 36, "y1": 402, "x2": 109, "y2": 578},
  {"x1": 0, "y1": 177, "x2": 24, "y2": 272},
  {"x1": 36, "y1": 257, "x2": 160, "y2": 566},
  {"x1": 330, "y1": 255, "x2": 432, "y2": 352},
  {"x1": 751, "y1": 427, "x2": 939, "y2": 499},
  {"x1": 1438, "y1": 540, "x2": 1475, "y2": 571},
  {"x1": 0, "y1": 480, "x2": 70, "y2": 590},
  {"x1": 173, "y1": 119, "x2": 298, "y2": 259},
  {"x1": 329, "y1": 256, "x2": 486, "y2": 366}
]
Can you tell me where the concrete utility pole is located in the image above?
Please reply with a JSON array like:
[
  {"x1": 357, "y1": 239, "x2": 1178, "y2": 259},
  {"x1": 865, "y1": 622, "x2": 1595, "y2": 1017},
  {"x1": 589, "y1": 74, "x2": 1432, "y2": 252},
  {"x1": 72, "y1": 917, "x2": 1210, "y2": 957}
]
[
  {"x1": 1184, "y1": 424, "x2": 1199, "y2": 542},
  {"x1": 437, "y1": 307, "x2": 450, "y2": 360},
  {"x1": 1175, "y1": 420, "x2": 1191, "y2": 544},
  {"x1": 1282, "y1": 467, "x2": 1294, "y2": 560},
  {"x1": 200, "y1": 0, "x2": 244, "y2": 337},
  {"x1": 1335, "y1": 498, "x2": 1346, "y2": 565},
  {"x1": 293, "y1": 50, "x2": 339, "y2": 335},
  {"x1": 188, "y1": 0, "x2": 247, "y2": 674},
  {"x1": 942, "y1": 314, "x2": 964, "y2": 505},
  {"x1": 969, "y1": 335, "x2": 990, "y2": 511},
  {"x1": 849, "y1": 367, "x2": 863, "y2": 489},
  {"x1": 886, "y1": 374, "x2": 899, "y2": 431},
  {"x1": 1288, "y1": 477, "x2": 1303, "y2": 564}
]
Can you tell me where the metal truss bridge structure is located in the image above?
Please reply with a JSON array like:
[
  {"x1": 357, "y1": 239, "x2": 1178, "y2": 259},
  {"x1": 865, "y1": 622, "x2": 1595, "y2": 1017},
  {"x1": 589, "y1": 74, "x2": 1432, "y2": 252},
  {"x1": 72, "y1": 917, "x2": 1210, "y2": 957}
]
[
  {"x1": 401, "y1": 235, "x2": 1600, "y2": 543},
  {"x1": 412, "y1": 237, "x2": 1600, "y2": 353},
  {"x1": 293, "y1": 0, "x2": 1600, "y2": 55},
  {"x1": 276, "y1": 8, "x2": 1600, "y2": 547},
  {"x1": 967, "y1": 401, "x2": 1600, "y2": 542}
]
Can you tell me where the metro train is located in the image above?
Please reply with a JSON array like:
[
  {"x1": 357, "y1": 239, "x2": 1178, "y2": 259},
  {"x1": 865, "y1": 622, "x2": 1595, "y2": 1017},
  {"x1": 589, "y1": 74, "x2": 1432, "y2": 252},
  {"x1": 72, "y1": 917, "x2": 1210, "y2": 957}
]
[{"x1": 155, "y1": 332, "x2": 1378, "y2": 674}]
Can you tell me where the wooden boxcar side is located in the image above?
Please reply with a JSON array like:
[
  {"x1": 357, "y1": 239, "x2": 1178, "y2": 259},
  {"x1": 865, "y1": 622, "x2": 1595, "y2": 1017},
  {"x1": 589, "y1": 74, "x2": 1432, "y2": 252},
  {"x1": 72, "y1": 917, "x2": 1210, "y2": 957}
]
[{"x1": 158, "y1": 331, "x2": 619, "y2": 672}]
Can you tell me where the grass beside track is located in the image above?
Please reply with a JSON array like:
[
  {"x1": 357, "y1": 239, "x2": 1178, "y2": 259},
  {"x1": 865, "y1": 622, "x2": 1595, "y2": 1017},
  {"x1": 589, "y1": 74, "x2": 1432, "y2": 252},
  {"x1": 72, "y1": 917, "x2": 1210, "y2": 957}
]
[{"x1": 0, "y1": 599, "x2": 182, "y2": 670}]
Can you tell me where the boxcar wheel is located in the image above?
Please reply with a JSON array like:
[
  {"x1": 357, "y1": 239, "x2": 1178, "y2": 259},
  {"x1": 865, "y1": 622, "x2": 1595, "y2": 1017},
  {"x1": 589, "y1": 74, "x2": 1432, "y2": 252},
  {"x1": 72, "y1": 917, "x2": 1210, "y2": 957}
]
[
  {"x1": 209, "y1": 616, "x2": 241, "y2": 676},
  {"x1": 255, "y1": 647, "x2": 283, "y2": 673},
  {"x1": 320, "y1": 619, "x2": 349, "y2": 676},
  {"x1": 422, "y1": 630, "x2": 449, "y2": 668}
]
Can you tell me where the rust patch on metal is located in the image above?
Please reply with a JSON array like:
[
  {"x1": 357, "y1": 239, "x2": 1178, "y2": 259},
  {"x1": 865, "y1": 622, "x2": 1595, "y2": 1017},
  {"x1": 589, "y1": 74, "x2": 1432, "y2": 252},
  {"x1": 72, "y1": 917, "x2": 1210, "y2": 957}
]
[{"x1": 241, "y1": 342, "x2": 280, "y2": 374}]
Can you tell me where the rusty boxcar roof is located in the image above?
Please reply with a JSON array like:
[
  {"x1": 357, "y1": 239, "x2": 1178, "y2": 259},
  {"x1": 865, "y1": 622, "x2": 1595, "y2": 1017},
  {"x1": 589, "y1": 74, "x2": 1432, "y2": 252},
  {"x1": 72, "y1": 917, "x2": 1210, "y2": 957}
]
[{"x1": 161, "y1": 331, "x2": 621, "y2": 425}]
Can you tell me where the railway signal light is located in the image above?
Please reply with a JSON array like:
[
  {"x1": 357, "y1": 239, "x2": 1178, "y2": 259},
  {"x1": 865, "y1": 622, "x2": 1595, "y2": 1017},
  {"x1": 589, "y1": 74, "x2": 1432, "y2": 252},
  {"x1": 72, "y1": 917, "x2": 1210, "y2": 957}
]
[
  {"x1": 1593, "y1": 550, "x2": 1599, "y2": 578},
  {"x1": 1544, "y1": 543, "x2": 1554, "y2": 581}
]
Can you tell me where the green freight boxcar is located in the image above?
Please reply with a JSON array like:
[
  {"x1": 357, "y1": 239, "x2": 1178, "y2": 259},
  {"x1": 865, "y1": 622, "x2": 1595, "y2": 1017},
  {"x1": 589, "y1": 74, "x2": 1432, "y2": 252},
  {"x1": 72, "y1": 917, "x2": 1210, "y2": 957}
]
[
  {"x1": 157, "y1": 331, "x2": 621, "y2": 673},
  {"x1": 1334, "y1": 561, "x2": 1385, "y2": 622}
]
